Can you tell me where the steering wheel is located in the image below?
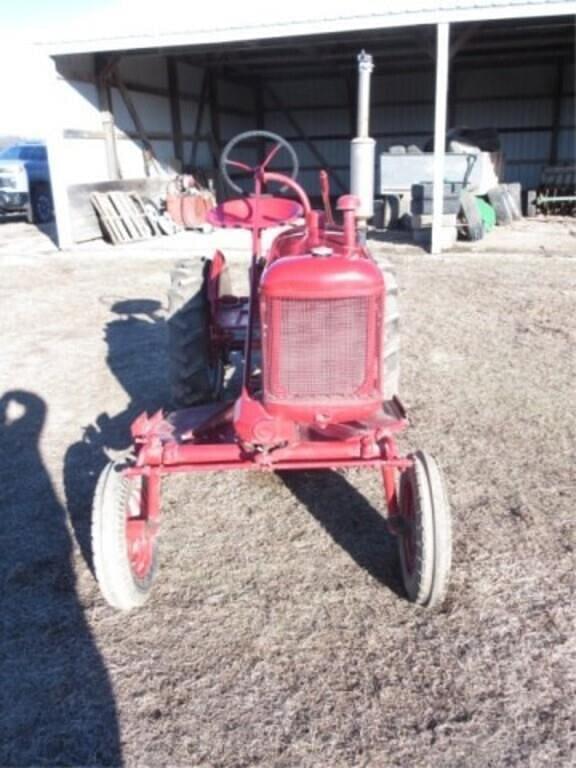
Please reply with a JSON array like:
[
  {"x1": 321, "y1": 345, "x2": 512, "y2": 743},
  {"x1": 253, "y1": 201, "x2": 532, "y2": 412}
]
[{"x1": 220, "y1": 130, "x2": 299, "y2": 195}]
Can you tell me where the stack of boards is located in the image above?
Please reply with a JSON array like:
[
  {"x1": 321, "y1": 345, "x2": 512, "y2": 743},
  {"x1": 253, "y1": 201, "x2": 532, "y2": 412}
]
[{"x1": 91, "y1": 191, "x2": 178, "y2": 245}]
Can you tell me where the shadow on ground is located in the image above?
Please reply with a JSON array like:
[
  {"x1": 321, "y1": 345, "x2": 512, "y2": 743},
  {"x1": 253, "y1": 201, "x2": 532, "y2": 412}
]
[
  {"x1": 64, "y1": 298, "x2": 169, "y2": 575},
  {"x1": 280, "y1": 469, "x2": 405, "y2": 598},
  {"x1": 0, "y1": 390, "x2": 122, "y2": 766}
]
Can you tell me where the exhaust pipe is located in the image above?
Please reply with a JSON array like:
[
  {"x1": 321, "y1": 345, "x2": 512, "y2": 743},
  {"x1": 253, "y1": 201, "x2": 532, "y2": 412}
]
[{"x1": 350, "y1": 50, "x2": 376, "y2": 231}]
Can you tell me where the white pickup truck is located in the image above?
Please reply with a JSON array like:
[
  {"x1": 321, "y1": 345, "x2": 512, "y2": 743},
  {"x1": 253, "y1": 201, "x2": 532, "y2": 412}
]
[{"x1": 0, "y1": 142, "x2": 54, "y2": 223}]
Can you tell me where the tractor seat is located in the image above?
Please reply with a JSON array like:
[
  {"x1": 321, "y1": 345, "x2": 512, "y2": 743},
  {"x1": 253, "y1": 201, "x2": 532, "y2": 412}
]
[{"x1": 207, "y1": 196, "x2": 303, "y2": 230}]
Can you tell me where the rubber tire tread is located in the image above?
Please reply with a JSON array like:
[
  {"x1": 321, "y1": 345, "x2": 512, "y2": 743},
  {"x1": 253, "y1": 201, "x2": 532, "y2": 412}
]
[
  {"x1": 399, "y1": 451, "x2": 452, "y2": 609},
  {"x1": 92, "y1": 461, "x2": 158, "y2": 611},
  {"x1": 31, "y1": 184, "x2": 54, "y2": 224},
  {"x1": 168, "y1": 258, "x2": 223, "y2": 408}
]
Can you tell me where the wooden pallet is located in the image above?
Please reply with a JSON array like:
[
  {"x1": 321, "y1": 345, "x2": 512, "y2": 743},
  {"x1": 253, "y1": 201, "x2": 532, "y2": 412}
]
[{"x1": 91, "y1": 191, "x2": 167, "y2": 244}]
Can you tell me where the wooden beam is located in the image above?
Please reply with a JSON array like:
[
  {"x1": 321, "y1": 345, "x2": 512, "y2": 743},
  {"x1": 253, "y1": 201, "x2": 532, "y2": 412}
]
[
  {"x1": 95, "y1": 53, "x2": 121, "y2": 180},
  {"x1": 208, "y1": 71, "x2": 222, "y2": 163},
  {"x1": 167, "y1": 57, "x2": 183, "y2": 169},
  {"x1": 114, "y1": 68, "x2": 162, "y2": 176},
  {"x1": 263, "y1": 84, "x2": 347, "y2": 194},
  {"x1": 254, "y1": 77, "x2": 266, "y2": 164},
  {"x1": 190, "y1": 70, "x2": 208, "y2": 168},
  {"x1": 450, "y1": 24, "x2": 483, "y2": 59}
]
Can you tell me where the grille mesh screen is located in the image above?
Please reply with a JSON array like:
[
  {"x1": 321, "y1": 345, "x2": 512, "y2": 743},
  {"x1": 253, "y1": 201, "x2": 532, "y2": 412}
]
[{"x1": 266, "y1": 296, "x2": 371, "y2": 399}]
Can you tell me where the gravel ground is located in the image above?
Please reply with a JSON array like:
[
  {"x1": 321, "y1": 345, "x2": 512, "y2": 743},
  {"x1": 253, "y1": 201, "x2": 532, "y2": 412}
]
[{"x1": 0, "y1": 218, "x2": 575, "y2": 767}]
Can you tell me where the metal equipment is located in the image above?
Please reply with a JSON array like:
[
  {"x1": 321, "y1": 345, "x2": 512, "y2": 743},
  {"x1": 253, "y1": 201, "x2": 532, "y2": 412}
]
[{"x1": 91, "y1": 130, "x2": 453, "y2": 612}]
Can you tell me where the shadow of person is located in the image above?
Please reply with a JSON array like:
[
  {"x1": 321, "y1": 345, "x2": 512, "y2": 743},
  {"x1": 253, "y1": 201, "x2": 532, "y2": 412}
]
[
  {"x1": 279, "y1": 469, "x2": 405, "y2": 598},
  {"x1": 64, "y1": 298, "x2": 168, "y2": 575},
  {"x1": 0, "y1": 390, "x2": 122, "y2": 767}
]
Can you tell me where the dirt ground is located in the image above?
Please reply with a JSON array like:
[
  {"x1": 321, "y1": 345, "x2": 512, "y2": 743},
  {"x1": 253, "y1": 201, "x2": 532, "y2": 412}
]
[{"x1": 0, "y1": 217, "x2": 575, "y2": 768}]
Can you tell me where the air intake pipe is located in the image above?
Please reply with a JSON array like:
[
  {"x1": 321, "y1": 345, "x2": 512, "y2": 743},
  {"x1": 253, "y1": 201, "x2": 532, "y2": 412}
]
[{"x1": 350, "y1": 51, "x2": 376, "y2": 234}]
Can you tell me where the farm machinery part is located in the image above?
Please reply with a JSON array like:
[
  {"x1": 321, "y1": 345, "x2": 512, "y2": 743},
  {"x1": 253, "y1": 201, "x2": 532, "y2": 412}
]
[{"x1": 91, "y1": 129, "x2": 453, "y2": 612}]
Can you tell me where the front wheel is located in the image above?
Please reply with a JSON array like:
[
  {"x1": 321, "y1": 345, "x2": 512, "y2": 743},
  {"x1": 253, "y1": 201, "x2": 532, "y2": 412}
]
[
  {"x1": 31, "y1": 184, "x2": 54, "y2": 224},
  {"x1": 397, "y1": 451, "x2": 452, "y2": 608},
  {"x1": 91, "y1": 461, "x2": 160, "y2": 610}
]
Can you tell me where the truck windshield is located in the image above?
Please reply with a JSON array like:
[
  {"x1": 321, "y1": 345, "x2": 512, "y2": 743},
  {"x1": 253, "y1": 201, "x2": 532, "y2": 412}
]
[{"x1": 0, "y1": 146, "x2": 23, "y2": 159}]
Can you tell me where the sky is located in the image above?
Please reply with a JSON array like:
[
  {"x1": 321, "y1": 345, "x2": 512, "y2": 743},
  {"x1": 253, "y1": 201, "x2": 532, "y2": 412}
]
[{"x1": 1, "y1": 0, "x2": 119, "y2": 135}]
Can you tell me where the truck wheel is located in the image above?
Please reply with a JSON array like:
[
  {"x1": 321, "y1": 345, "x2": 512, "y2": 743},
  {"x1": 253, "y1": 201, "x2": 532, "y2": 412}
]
[
  {"x1": 31, "y1": 184, "x2": 54, "y2": 224},
  {"x1": 378, "y1": 259, "x2": 400, "y2": 400},
  {"x1": 168, "y1": 258, "x2": 226, "y2": 408},
  {"x1": 92, "y1": 461, "x2": 159, "y2": 610},
  {"x1": 397, "y1": 451, "x2": 452, "y2": 609}
]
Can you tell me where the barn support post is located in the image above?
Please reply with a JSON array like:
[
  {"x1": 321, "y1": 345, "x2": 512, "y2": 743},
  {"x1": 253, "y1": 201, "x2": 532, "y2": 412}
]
[
  {"x1": 431, "y1": 22, "x2": 451, "y2": 255},
  {"x1": 45, "y1": 55, "x2": 73, "y2": 250},
  {"x1": 95, "y1": 53, "x2": 121, "y2": 181}
]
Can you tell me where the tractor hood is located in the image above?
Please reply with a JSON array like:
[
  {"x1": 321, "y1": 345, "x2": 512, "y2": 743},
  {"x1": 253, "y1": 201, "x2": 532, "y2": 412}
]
[{"x1": 261, "y1": 253, "x2": 383, "y2": 300}]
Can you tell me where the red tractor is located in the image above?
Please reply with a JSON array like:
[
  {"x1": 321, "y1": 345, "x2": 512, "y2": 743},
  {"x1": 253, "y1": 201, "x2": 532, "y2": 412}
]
[{"x1": 91, "y1": 131, "x2": 452, "y2": 611}]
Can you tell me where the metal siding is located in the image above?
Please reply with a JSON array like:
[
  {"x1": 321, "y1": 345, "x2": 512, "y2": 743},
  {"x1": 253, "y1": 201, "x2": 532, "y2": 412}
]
[
  {"x1": 560, "y1": 97, "x2": 575, "y2": 125},
  {"x1": 558, "y1": 128, "x2": 576, "y2": 160},
  {"x1": 456, "y1": 64, "x2": 556, "y2": 97},
  {"x1": 180, "y1": 100, "x2": 200, "y2": 134},
  {"x1": 288, "y1": 139, "x2": 350, "y2": 167},
  {"x1": 56, "y1": 78, "x2": 102, "y2": 131},
  {"x1": 110, "y1": 88, "x2": 172, "y2": 133},
  {"x1": 182, "y1": 140, "x2": 213, "y2": 167},
  {"x1": 178, "y1": 62, "x2": 204, "y2": 92},
  {"x1": 118, "y1": 55, "x2": 168, "y2": 88},
  {"x1": 218, "y1": 80, "x2": 253, "y2": 110},
  {"x1": 373, "y1": 104, "x2": 433, "y2": 133},
  {"x1": 263, "y1": 79, "x2": 347, "y2": 108},
  {"x1": 455, "y1": 98, "x2": 554, "y2": 127},
  {"x1": 500, "y1": 131, "x2": 550, "y2": 161},
  {"x1": 220, "y1": 114, "x2": 254, "y2": 141},
  {"x1": 374, "y1": 72, "x2": 435, "y2": 101},
  {"x1": 55, "y1": 53, "x2": 95, "y2": 80},
  {"x1": 505, "y1": 162, "x2": 543, "y2": 187}
]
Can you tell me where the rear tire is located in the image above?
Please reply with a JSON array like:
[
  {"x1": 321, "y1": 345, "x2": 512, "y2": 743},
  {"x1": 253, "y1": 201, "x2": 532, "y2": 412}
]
[
  {"x1": 378, "y1": 259, "x2": 400, "y2": 400},
  {"x1": 397, "y1": 451, "x2": 452, "y2": 608},
  {"x1": 168, "y1": 258, "x2": 227, "y2": 408}
]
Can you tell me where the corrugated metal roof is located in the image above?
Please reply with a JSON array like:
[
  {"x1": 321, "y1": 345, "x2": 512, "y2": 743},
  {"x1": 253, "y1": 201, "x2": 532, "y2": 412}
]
[{"x1": 44, "y1": 0, "x2": 576, "y2": 55}]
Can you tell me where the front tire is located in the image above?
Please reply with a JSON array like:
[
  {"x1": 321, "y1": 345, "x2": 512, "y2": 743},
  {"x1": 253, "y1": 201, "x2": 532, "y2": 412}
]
[
  {"x1": 31, "y1": 184, "x2": 54, "y2": 224},
  {"x1": 397, "y1": 451, "x2": 452, "y2": 608},
  {"x1": 92, "y1": 461, "x2": 159, "y2": 610}
]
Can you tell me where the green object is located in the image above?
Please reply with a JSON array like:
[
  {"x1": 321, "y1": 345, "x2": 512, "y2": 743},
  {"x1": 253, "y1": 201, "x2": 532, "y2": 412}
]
[{"x1": 476, "y1": 198, "x2": 496, "y2": 232}]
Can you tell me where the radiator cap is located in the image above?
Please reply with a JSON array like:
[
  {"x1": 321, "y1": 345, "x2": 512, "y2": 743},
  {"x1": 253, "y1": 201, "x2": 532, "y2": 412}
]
[{"x1": 311, "y1": 246, "x2": 333, "y2": 258}]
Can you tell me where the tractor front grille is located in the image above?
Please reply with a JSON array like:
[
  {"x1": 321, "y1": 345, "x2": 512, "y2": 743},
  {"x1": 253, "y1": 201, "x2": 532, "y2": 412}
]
[{"x1": 264, "y1": 296, "x2": 374, "y2": 400}]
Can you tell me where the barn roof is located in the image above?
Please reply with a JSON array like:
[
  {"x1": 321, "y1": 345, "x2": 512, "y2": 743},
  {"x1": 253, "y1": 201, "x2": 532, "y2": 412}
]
[{"x1": 44, "y1": 0, "x2": 576, "y2": 56}]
